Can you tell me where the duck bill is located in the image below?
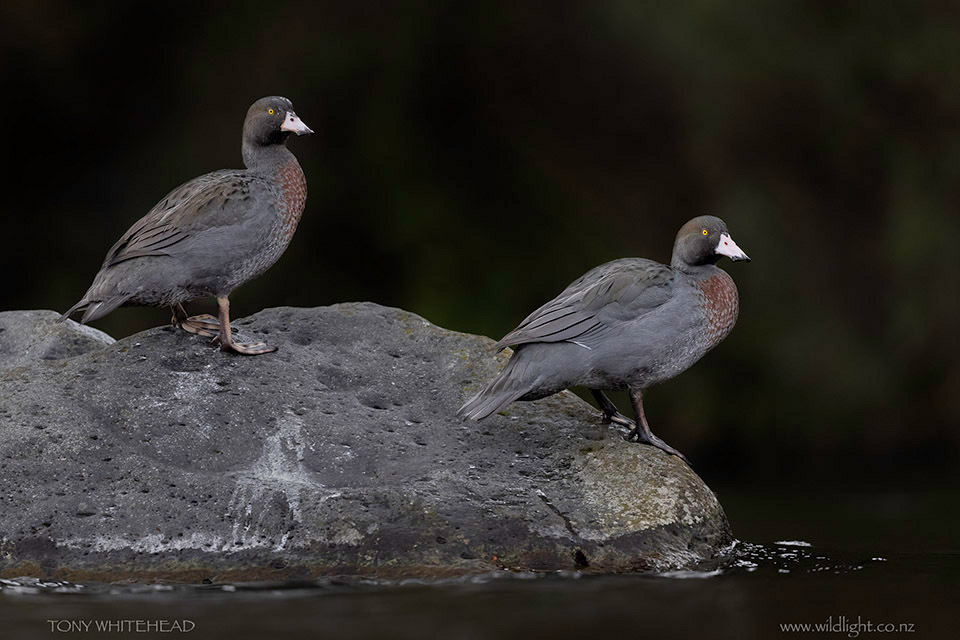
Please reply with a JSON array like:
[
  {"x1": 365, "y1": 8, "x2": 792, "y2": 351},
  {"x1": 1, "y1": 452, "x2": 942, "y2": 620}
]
[
  {"x1": 715, "y1": 233, "x2": 751, "y2": 262},
  {"x1": 281, "y1": 111, "x2": 314, "y2": 135}
]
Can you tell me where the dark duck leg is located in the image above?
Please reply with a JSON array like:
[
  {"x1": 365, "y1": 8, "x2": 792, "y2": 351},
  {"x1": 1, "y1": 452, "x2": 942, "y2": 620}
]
[
  {"x1": 171, "y1": 304, "x2": 220, "y2": 338},
  {"x1": 593, "y1": 389, "x2": 687, "y2": 461},
  {"x1": 213, "y1": 297, "x2": 275, "y2": 355},
  {"x1": 591, "y1": 390, "x2": 635, "y2": 429},
  {"x1": 624, "y1": 387, "x2": 688, "y2": 463}
]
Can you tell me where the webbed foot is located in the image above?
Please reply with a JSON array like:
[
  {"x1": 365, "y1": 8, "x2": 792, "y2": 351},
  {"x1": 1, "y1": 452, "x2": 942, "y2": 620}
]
[
  {"x1": 213, "y1": 335, "x2": 277, "y2": 356},
  {"x1": 171, "y1": 305, "x2": 221, "y2": 338},
  {"x1": 180, "y1": 314, "x2": 221, "y2": 338},
  {"x1": 212, "y1": 296, "x2": 276, "y2": 356},
  {"x1": 625, "y1": 426, "x2": 689, "y2": 463}
]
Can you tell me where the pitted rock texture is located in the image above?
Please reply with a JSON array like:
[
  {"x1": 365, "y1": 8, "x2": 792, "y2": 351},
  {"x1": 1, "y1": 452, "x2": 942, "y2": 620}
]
[{"x1": 0, "y1": 303, "x2": 730, "y2": 582}]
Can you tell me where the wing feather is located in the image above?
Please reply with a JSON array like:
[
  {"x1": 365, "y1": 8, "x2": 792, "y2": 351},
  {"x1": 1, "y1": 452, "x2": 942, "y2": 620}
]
[
  {"x1": 99, "y1": 170, "x2": 263, "y2": 268},
  {"x1": 495, "y1": 258, "x2": 675, "y2": 350}
]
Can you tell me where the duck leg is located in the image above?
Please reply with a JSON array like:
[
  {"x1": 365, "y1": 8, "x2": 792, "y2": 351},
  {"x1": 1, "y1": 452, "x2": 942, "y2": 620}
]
[
  {"x1": 212, "y1": 296, "x2": 276, "y2": 356},
  {"x1": 625, "y1": 386, "x2": 689, "y2": 463},
  {"x1": 591, "y1": 390, "x2": 635, "y2": 430},
  {"x1": 171, "y1": 303, "x2": 220, "y2": 338}
]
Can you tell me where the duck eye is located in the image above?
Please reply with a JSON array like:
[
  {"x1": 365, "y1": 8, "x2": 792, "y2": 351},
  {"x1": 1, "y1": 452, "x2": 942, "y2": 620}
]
[
  {"x1": 702, "y1": 229, "x2": 708, "y2": 236},
  {"x1": 268, "y1": 108, "x2": 275, "y2": 115}
]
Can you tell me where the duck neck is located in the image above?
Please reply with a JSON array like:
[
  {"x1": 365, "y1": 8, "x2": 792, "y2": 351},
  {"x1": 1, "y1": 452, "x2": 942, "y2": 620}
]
[
  {"x1": 242, "y1": 141, "x2": 296, "y2": 174},
  {"x1": 673, "y1": 260, "x2": 720, "y2": 278}
]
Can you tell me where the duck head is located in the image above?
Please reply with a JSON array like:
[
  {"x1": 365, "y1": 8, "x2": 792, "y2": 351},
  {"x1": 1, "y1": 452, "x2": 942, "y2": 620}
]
[
  {"x1": 242, "y1": 96, "x2": 312, "y2": 165},
  {"x1": 671, "y1": 215, "x2": 750, "y2": 270}
]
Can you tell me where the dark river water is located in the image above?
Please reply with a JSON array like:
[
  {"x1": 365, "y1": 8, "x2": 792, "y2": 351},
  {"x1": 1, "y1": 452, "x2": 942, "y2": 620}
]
[{"x1": 2, "y1": 485, "x2": 957, "y2": 639}]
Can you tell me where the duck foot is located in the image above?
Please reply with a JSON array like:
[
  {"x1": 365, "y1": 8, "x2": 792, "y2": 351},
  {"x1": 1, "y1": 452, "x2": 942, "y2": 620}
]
[
  {"x1": 182, "y1": 314, "x2": 221, "y2": 338},
  {"x1": 212, "y1": 296, "x2": 276, "y2": 356},
  {"x1": 212, "y1": 335, "x2": 276, "y2": 355},
  {"x1": 171, "y1": 305, "x2": 220, "y2": 338},
  {"x1": 624, "y1": 427, "x2": 689, "y2": 463},
  {"x1": 592, "y1": 390, "x2": 635, "y2": 429},
  {"x1": 591, "y1": 388, "x2": 690, "y2": 463},
  {"x1": 626, "y1": 386, "x2": 689, "y2": 464}
]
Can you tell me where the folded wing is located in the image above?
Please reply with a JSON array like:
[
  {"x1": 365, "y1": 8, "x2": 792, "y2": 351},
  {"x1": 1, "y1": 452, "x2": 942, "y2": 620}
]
[
  {"x1": 101, "y1": 171, "x2": 263, "y2": 268},
  {"x1": 495, "y1": 258, "x2": 675, "y2": 351}
]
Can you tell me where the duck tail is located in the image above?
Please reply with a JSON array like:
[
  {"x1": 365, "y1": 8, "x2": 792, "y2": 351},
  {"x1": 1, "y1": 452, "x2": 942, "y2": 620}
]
[
  {"x1": 458, "y1": 354, "x2": 534, "y2": 421},
  {"x1": 58, "y1": 294, "x2": 130, "y2": 324},
  {"x1": 57, "y1": 299, "x2": 89, "y2": 323}
]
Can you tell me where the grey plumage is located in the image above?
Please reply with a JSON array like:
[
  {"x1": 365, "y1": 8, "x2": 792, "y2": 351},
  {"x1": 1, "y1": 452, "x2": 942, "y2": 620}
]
[
  {"x1": 459, "y1": 215, "x2": 750, "y2": 461},
  {"x1": 59, "y1": 96, "x2": 313, "y2": 355},
  {"x1": 62, "y1": 171, "x2": 273, "y2": 322},
  {"x1": 458, "y1": 259, "x2": 681, "y2": 420}
]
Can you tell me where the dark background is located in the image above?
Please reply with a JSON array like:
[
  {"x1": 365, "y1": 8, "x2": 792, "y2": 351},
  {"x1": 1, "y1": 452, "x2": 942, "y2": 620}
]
[{"x1": 2, "y1": 0, "x2": 958, "y2": 491}]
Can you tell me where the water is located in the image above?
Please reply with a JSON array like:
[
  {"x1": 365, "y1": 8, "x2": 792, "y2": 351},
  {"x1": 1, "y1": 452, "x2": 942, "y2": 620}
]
[{"x1": 2, "y1": 486, "x2": 957, "y2": 639}]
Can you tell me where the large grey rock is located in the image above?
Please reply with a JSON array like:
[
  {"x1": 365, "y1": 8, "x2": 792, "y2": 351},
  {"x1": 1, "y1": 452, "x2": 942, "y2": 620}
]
[{"x1": 0, "y1": 303, "x2": 730, "y2": 582}]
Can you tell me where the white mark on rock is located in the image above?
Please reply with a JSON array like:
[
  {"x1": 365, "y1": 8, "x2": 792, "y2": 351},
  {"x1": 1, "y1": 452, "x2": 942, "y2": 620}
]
[
  {"x1": 224, "y1": 410, "x2": 340, "y2": 552},
  {"x1": 150, "y1": 370, "x2": 218, "y2": 437},
  {"x1": 62, "y1": 532, "x2": 227, "y2": 554}
]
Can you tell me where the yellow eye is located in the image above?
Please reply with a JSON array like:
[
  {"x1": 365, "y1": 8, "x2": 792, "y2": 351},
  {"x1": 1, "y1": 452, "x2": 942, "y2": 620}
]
[
  {"x1": 702, "y1": 229, "x2": 708, "y2": 236},
  {"x1": 268, "y1": 108, "x2": 275, "y2": 115}
]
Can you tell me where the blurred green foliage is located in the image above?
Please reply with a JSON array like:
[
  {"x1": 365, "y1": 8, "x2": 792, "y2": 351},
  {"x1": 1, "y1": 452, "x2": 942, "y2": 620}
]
[{"x1": 1, "y1": 1, "x2": 958, "y2": 483}]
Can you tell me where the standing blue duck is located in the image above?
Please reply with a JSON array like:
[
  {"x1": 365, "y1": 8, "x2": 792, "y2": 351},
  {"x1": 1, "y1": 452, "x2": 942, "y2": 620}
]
[
  {"x1": 59, "y1": 96, "x2": 312, "y2": 355},
  {"x1": 458, "y1": 216, "x2": 750, "y2": 462}
]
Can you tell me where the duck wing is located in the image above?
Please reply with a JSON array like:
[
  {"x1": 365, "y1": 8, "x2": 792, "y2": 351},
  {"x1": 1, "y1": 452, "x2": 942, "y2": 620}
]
[
  {"x1": 102, "y1": 170, "x2": 264, "y2": 268},
  {"x1": 495, "y1": 258, "x2": 675, "y2": 351}
]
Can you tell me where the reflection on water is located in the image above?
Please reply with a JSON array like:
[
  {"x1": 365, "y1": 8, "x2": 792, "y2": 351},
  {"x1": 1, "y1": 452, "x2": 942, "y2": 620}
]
[
  {"x1": 0, "y1": 541, "x2": 885, "y2": 596},
  {"x1": 2, "y1": 487, "x2": 957, "y2": 639}
]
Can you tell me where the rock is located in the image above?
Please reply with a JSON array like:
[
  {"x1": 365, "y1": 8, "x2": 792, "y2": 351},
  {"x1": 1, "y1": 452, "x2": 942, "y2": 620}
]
[
  {"x1": 0, "y1": 311, "x2": 114, "y2": 372},
  {"x1": 0, "y1": 303, "x2": 731, "y2": 582}
]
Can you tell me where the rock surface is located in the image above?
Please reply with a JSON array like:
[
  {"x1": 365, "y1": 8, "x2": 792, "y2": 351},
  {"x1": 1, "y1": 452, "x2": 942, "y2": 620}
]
[
  {"x1": 0, "y1": 310, "x2": 114, "y2": 372},
  {"x1": 0, "y1": 303, "x2": 730, "y2": 582}
]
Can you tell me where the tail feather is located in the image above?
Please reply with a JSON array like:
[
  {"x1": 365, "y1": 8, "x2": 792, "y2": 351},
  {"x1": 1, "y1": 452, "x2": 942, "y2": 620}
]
[
  {"x1": 57, "y1": 299, "x2": 89, "y2": 323},
  {"x1": 58, "y1": 294, "x2": 131, "y2": 324},
  {"x1": 458, "y1": 356, "x2": 534, "y2": 421},
  {"x1": 81, "y1": 295, "x2": 131, "y2": 323}
]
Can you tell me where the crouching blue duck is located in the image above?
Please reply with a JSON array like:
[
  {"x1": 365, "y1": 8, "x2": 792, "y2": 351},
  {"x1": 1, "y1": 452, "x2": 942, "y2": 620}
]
[
  {"x1": 458, "y1": 215, "x2": 751, "y2": 462},
  {"x1": 59, "y1": 96, "x2": 313, "y2": 355}
]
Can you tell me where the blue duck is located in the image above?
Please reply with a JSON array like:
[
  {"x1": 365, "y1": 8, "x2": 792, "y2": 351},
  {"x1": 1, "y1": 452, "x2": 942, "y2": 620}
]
[
  {"x1": 59, "y1": 96, "x2": 312, "y2": 355},
  {"x1": 458, "y1": 215, "x2": 750, "y2": 462}
]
